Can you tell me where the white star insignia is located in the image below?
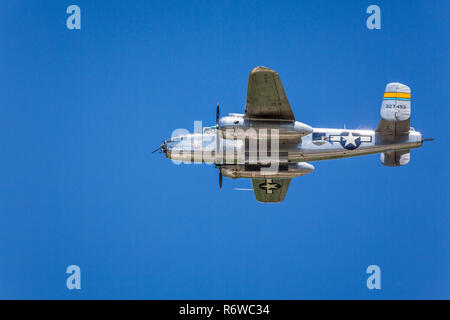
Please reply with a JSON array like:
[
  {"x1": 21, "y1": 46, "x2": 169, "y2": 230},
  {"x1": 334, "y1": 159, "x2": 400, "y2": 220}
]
[
  {"x1": 262, "y1": 179, "x2": 279, "y2": 194},
  {"x1": 343, "y1": 132, "x2": 359, "y2": 147}
]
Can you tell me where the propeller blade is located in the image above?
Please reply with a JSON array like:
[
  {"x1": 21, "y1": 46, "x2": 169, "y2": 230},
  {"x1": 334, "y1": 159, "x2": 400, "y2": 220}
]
[
  {"x1": 216, "y1": 102, "x2": 222, "y2": 190},
  {"x1": 215, "y1": 102, "x2": 221, "y2": 164},
  {"x1": 423, "y1": 138, "x2": 435, "y2": 142},
  {"x1": 152, "y1": 147, "x2": 161, "y2": 153},
  {"x1": 216, "y1": 102, "x2": 220, "y2": 128}
]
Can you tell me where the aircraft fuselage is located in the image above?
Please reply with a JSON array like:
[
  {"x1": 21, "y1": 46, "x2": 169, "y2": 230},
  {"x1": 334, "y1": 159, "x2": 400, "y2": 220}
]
[{"x1": 162, "y1": 125, "x2": 423, "y2": 168}]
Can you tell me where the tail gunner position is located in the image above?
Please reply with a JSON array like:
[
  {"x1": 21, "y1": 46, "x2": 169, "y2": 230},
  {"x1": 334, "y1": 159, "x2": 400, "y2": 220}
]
[{"x1": 154, "y1": 67, "x2": 432, "y2": 203}]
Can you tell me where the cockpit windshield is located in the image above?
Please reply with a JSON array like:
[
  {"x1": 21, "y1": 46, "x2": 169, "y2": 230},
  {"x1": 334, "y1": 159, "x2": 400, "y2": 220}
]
[
  {"x1": 202, "y1": 126, "x2": 216, "y2": 134},
  {"x1": 168, "y1": 136, "x2": 185, "y2": 142}
]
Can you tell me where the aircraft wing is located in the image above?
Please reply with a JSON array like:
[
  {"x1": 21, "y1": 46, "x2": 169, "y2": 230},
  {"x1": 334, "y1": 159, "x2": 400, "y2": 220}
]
[
  {"x1": 244, "y1": 67, "x2": 295, "y2": 121},
  {"x1": 251, "y1": 178, "x2": 291, "y2": 203}
]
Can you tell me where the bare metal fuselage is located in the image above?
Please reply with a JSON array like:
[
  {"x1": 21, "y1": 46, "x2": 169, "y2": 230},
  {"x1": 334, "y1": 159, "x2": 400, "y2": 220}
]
[{"x1": 163, "y1": 118, "x2": 423, "y2": 179}]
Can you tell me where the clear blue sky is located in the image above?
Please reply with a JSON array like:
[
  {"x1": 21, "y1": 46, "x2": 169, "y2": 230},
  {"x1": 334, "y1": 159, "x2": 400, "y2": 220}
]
[{"x1": 0, "y1": 0, "x2": 449, "y2": 299}]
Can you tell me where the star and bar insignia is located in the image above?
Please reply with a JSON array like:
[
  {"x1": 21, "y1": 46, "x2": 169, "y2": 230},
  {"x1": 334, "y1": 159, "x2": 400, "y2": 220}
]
[
  {"x1": 329, "y1": 132, "x2": 372, "y2": 150},
  {"x1": 259, "y1": 179, "x2": 282, "y2": 194}
]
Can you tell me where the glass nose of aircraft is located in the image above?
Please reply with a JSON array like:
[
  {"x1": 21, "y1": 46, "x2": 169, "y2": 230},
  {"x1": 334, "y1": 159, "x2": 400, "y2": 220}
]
[
  {"x1": 152, "y1": 139, "x2": 169, "y2": 155},
  {"x1": 158, "y1": 137, "x2": 182, "y2": 156},
  {"x1": 160, "y1": 140, "x2": 168, "y2": 154}
]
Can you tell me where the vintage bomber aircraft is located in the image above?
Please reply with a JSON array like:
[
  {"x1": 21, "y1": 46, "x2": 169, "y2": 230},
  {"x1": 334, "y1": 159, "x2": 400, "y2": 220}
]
[{"x1": 154, "y1": 67, "x2": 431, "y2": 203}]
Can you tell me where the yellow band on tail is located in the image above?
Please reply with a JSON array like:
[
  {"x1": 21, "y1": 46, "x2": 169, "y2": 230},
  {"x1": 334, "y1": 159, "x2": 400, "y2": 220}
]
[{"x1": 383, "y1": 92, "x2": 411, "y2": 99}]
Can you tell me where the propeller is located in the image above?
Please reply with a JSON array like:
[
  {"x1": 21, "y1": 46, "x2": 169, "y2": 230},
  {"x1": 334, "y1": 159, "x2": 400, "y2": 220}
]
[
  {"x1": 216, "y1": 103, "x2": 222, "y2": 190},
  {"x1": 216, "y1": 102, "x2": 220, "y2": 128},
  {"x1": 423, "y1": 138, "x2": 435, "y2": 142}
]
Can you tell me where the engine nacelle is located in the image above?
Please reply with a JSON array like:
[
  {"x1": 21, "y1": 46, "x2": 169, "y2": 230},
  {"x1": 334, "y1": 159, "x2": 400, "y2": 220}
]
[
  {"x1": 219, "y1": 114, "x2": 313, "y2": 140},
  {"x1": 222, "y1": 162, "x2": 314, "y2": 179}
]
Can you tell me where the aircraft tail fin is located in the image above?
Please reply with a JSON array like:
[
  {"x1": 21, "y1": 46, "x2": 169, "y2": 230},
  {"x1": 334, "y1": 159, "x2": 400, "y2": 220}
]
[
  {"x1": 380, "y1": 150, "x2": 410, "y2": 167},
  {"x1": 376, "y1": 83, "x2": 411, "y2": 136}
]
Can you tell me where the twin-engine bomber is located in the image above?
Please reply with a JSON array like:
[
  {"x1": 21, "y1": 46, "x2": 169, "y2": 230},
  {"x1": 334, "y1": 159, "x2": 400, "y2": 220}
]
[{"x1": 154, "y1": 66, "x2": 432, "y2": 203}]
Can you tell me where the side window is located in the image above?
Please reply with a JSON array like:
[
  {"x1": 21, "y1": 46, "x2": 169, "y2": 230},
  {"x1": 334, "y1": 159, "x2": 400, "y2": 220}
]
[
  {"x1": 312, "y1": 132, "x2": 327, "y2": 141},
  {"x1": 312, "y1": 132, "x2": 328, "y2": 145}
]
